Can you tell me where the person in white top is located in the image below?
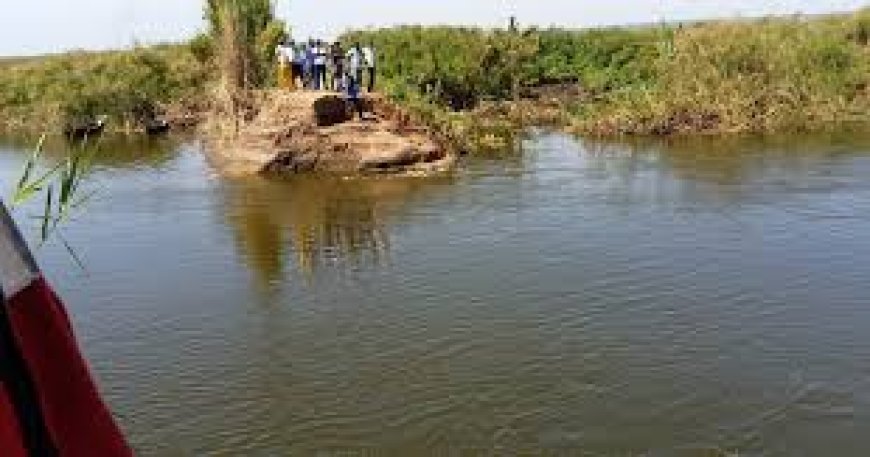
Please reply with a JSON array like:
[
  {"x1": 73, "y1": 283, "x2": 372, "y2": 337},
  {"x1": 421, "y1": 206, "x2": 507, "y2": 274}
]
[
  {"x1": 346, "y1": 42, "x2": 364, "y2": 89},
  {"x1": 313, "y1": 39, "x2": 328, "y2": 90},
  {"x1": 361, "y1": 43, "x2": 377, "y2": 92},
  {"x1": 274, "y1": 39, "x2": 296, "y2": 90}
]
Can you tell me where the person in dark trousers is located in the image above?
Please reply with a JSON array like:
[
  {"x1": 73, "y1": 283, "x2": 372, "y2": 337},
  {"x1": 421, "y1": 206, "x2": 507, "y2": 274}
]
[
  {"x1": 291, "y1": 40, "x2": 305, "y2": 89},
  {"x1": 305, "y1": 39, "x2": 317, "y2": 90},
  {"x1": 362, "y1": 42, "x2": 377, "y2": 92},
  {"x1": 313, "y1": 39, "x2": 328, "y2": 90},
  {"x1": 330, "y1": 41, "x2": 346, "y2": 91},
  {"x1": 346, "y1": 70, "x2": 364, "y2": 120}
]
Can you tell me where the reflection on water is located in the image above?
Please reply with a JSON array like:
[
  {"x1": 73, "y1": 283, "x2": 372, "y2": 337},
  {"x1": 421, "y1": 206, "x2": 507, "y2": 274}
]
[
  {"x1": 572, "y1": 130, "x2": 870, "y2": 211},
  {"x1": 581, "y1": 129, "x2": 870, "y2": 184},
  {"x1": 1, "y1": 133, "x2": 182, "y2": 171},
  {"x1": 220, "y1": 175, "x2": 453, "y2": 293},
  {"x1": 2, "y1": 131, "x2": 870, "y2": 455}
]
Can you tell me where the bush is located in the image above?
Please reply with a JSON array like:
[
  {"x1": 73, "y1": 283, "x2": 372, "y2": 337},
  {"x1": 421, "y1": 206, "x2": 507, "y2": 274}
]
[
  {"x1": 342, "y1": 27, "x2": 539, "y2": 110},
  {"x1": 189, "y1": 33, "x2": 215, "y2": 64},
  {"x1": 847, "y1": 7, "x2": 870, "y2": 45},
  {"x1": 342, "y1": 25, "x2": 667, "y2": 111},
  {"x1": 344, "y1": 10, "x2": 869, "y2": 137},
  {"x1": 0, "y1": 45, "x2": 212, "y2": 131}
]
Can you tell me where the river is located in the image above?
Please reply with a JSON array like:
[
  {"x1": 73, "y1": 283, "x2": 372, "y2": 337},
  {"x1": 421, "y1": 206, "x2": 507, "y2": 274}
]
[{"x1": 1, "y1": 131, "x2": 870, "y2": 455}]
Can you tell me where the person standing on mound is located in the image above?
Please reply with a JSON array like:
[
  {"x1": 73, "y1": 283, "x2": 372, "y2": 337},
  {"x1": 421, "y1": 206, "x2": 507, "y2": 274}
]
[
  {"x1": 362, "y1": 42, "x2": 377, "y2": 92},
  {"x1": 330, "y1": 41, "x2": 346, "y2": 91},
  {"x1": 313, "y1": 39, "x2": 328, "y2": 91},
  {"x1": 274, "y1": 38, "x2": 295, "y2": 90},
  {"x1": 346, "y1": 71, "x2": 364, "y2": 120}
]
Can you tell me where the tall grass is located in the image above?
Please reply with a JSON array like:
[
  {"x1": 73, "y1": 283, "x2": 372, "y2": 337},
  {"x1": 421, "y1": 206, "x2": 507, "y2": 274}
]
[
  {"x1": 342, "y1": 24, "x2": 671, "y2": 110},
  {"x1": 528, "y1": 26, "x2": 667, "y2": 91},
  {"x1": 11, "y1": 136, "x2": 97, "y2": 269},
  {"x1": 3, "y1": 7, "x2": 867, "y2": 139},
  {"x1": 578, "y1": 10, "x2": 870, "y2": 135},
  {"x1": 347, "y1": 9, "x2": 870, "y2": 137},
  {"x1": 203, "y1": 0, "x2": 286, "y2": 137},
  {"x1": 205, "y1": 0, "x2": 285, "y2": 93},
  {"x1": 340, "y1": 24, "x2": 667, "y2": 151},
  {"x1": 0, "y1": 45, "x2": 211, "y2": 133},
  {"x1": 343, "y1": 26, "x2": 540, "y2": 109},
  {"x1": 0, "y1": 1, "x2": 286, "y2": 135}
]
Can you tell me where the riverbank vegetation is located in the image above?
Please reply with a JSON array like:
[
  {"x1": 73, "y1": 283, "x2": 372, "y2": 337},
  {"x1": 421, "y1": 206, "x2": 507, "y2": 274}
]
[
  {"x1": 1, "y1": 5, "x2": 868, "y2": 144},
  {"x1": 195, "y1": 0, "x2": 287, "y2": 137},
  {"x1": 580, "y1": 10, "x2": 870, "y2": 135},
  {"x1": 0, "y1": 0, "x2": 286, "y2": 135},
  {"x1": 0, "y1": 45, "x2": 212, "y2": 133},
  {"x1": 344, "y1": 8, "x2": 870, "y2": 145}
]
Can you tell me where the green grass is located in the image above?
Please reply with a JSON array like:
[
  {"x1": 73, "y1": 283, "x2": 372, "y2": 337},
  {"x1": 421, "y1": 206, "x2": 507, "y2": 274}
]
[
  {"x1": 577, "y1": 9, "x2": 870, "y2": 135},
  {"x1": 3, "y1": 8, "x2": 868, "y2": 141},
  {"x1": 341, "y1": 24, "x2": 668, "y2": 110},
  {"x1": 0, "y1": 0, "x2": 285, "y2": 140},
  {"x1": 342, "y1": 26, "x2": 539, "y2": 109},
  {"x1": 345, "y1": 9, "x2": 870, "y2": 139},
  {"x1": 0, "y1": 44, "x2": 213, "y2": 133}
]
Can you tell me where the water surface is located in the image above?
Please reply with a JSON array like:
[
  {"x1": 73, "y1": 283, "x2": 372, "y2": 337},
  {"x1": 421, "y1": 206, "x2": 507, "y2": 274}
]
[{"x1": 1, "y1": 131, "x2": 870, "y2": 456}]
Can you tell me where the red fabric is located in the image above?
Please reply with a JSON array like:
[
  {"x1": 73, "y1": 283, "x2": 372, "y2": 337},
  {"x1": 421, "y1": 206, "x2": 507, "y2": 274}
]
[
  {"x1": 0, "y1": 387, "x2": 27, "y2": 457},
  {"x1": 6, "y1": 277, "x2": 132, "y2": 457}
]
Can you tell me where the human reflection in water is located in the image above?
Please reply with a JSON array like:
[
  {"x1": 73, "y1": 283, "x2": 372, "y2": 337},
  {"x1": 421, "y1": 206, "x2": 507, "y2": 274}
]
[{"x1": 220, "y1": 175, "x2": 450, "y2": 294}]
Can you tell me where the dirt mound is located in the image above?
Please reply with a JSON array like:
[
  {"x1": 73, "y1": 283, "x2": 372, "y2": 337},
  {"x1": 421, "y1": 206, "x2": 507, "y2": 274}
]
[{"x1": 206, "y1": 90, "x2": 455, "y2": 176}]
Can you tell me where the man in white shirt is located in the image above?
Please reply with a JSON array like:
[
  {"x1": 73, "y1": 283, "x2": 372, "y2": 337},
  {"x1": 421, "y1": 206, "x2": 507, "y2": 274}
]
[
  {"x1": 313, "y1": 40, "x2": 328, "y2": 90},
  {"x1": 347, "y1": 42, "x2": 364, "y2": 89},
  {"x1": 361, "y1": 43, "x2": 377, "y2": 92}
]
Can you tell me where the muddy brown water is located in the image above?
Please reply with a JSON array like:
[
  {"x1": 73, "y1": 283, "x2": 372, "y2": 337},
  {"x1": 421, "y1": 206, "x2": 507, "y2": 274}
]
[{"x1": 2, "y1": 131, "x2": 870, "y2": 455}]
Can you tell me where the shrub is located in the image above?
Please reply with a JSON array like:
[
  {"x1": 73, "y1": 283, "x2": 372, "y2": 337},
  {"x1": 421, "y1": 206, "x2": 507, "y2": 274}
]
[{"x1": 0, "y1": 46, "x2": 211, "y2": 131}]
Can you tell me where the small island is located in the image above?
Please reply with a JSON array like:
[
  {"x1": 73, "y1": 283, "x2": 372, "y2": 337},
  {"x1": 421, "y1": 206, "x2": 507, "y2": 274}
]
[{"x1": 204, "y1": 90, "x2": 456, "y2": 176}]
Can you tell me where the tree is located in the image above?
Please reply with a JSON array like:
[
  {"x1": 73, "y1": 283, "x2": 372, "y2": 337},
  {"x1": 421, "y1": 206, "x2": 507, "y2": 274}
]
[{"x1": 204, "y1": 0, "x2": 287, "y2": 91}]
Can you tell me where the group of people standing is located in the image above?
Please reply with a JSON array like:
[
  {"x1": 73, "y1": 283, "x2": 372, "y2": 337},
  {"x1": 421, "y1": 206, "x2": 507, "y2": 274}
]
[{"x1": 275, "y1": 39, "x2": 377, "y2": 97}]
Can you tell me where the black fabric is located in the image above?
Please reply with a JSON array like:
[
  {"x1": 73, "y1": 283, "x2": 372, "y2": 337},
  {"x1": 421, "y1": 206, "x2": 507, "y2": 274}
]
[{"x1": 0, "y1": 292, "x2": 58, "y2": 457}]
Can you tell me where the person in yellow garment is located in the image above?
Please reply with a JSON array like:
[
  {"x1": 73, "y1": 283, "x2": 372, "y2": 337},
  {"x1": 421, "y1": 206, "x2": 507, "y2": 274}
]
[{"x1": 275, "y1": 38, "x2": 296, "y2": 90}]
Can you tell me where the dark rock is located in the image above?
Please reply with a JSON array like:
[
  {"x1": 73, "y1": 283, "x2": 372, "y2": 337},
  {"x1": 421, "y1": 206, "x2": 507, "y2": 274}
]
[{"x1": 313, "y1": 96, "x2": 351, "y2": 127}]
